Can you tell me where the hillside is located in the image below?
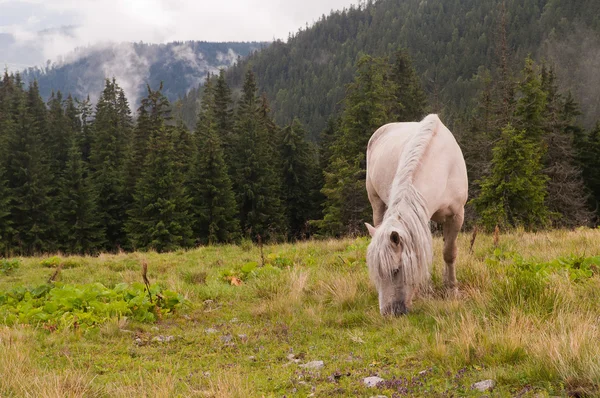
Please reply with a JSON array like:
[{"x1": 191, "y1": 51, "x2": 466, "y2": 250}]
[
  {"x1": 20, "y1": 40, "x2": 268, "y2": 105},
  {"x1": 1, "y1": 229, "x2": 600, "y2": 396},
  {"x1": 179, "y1": 0, "x2": 600, "y2": 138}
]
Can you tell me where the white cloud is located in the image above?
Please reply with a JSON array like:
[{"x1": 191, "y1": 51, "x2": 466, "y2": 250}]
[{"x1": 2, "y1": 0, "x2": 356, "y2": 64}]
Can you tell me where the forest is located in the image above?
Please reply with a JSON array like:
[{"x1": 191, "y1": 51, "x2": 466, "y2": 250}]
[{"x1": 0, "y1": 0, "x2": 599, "y2": 256}]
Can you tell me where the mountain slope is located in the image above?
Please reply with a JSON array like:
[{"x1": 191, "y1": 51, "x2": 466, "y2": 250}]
[
  {"x1": 180, "y1": 0, "x2": 600, "y2": 137},
  {"x1": 20, "y1": 41, "x2": 268, "y2": 105}
]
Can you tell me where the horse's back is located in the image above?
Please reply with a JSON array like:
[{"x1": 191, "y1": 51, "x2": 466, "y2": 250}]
[{"x1": 366, "y1": 116, "x2": 468, "y2": 221}]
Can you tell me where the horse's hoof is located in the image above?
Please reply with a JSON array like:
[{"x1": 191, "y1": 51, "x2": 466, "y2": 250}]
[{"x1": 445, "y1": 287, "x2": 460, "y2": 299}]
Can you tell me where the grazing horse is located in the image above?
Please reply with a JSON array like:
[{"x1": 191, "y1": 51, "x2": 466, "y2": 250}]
[{"x1": 365, "y1": 114, "x2": 468, "y2": 316}]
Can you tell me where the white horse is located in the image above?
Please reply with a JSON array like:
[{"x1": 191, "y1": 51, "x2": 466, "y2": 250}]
[{"x1": 365, "y1": 114, "x2": 468, "y2": 316}]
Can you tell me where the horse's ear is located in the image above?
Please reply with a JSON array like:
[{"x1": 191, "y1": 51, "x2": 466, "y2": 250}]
[
  {"x1": 365, "y1": 223, "x2": 376, "y2": 237},
  {"x1": 390, "y1": 231, "x2": 401, "y2": 247}
]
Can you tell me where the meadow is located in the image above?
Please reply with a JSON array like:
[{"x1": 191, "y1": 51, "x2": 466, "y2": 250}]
[{"x1": 1, "y1": 229, "x2": 600, "y2": 397}]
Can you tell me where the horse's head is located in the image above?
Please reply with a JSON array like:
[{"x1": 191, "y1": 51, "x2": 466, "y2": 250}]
[{"x1": 365, "y1": 222, "x2": 416, "y2": 316}]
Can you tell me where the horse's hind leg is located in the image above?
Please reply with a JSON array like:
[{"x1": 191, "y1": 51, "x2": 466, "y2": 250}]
[{"x1": 442, "y1": 209, "x2": 464, "y2": 297}]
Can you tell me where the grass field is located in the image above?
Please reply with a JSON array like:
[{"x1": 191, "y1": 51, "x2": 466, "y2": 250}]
[{"x1": 1, "y1": 229, "x2": 600, "y2": 397}]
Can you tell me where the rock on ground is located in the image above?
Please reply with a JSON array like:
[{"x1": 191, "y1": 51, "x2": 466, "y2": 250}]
[
  {"x1": 363, "y1": 376, "x2": 385, "y2": 388},
  {"x1": 299, "y1": 360, "x2": 324, "y2": 369},
  {"x1": 471, "y1": 379, "x2": 496, "y2": 392}
]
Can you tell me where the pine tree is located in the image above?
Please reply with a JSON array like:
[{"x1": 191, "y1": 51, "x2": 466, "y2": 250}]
[
  {"x1": 126, "y1": 88, "x2": 193, "y2": 252},
  {"x1": 320, "y1": 55, "x2": 393, "y2": 235},
  {"x1": 515, "y1": 58, "x2": 547, "y2": 141},
  {"x1": 77, "y1": 96, "x2": 93, "y2": 163},
  {"x1": 90, "y1": 79, "x2": 132, "y2": 251},
  {"x1": 172, "y1": 119, "x2": 194, "y2": 177},
  {"x1": 472, "y1": 124, "x2": 550, "y2": 231},
  {"x1": 0, "y1": 165, "x2": 12, "y2": 255},
  {"x1": 213, "y1": 69, "x2": 235, "y2": 154},
  {"x1": 7, "y1": 81, "x2": 57, "y2": 254},
  {"x1": 58, "y1": 138, "x2": 105, "y2": 254},
  {"x1": 579, "y1": 123, "x2": 600, "y2": 220},
  {"x1": 278, "y1": 118, "x2": 320, "y2": 239},
  {"x1": 231, "y1": 70, "x2": 285, "y2": 239},
  {"x1": 126, "y1": 124, "x2": 194, "y2": 252},
  {"x1": 189, "y1": 76, "x2": 240, "y2": 244},
  {"x1": 390, "y1": 48, "x2": 428, "y2": 122},
  {"x1": 126, "y1": 83, "x2": 171, "y2": 194},
  {"x1": 46, "y1": 91, "x2": 72, "y2": 177},
  {"x1": 540, "y1": 66, "x2": 592, "y2": 227}
]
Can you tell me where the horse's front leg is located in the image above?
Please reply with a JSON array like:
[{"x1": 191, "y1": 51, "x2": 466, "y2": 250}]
[{"x1": 442, "y1": 209, "x2": 464, "y2": 297}]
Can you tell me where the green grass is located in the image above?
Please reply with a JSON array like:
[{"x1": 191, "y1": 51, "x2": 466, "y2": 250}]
[{"x1": 1, "y1": 229, "x2": 600, "y2": 397}]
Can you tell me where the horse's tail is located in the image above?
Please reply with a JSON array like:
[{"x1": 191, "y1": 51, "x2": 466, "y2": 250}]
[{"x1": 389, "y1": 114, "x2": 439, "y2": 202}]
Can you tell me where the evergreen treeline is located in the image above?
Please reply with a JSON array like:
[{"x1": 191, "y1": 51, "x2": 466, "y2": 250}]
[
  {"x1": 0, "y1": 69, "x2": 324, "y2": 256},
  {"x1": 1, "y1": 43, "x2": 599, "y2": 257},
  {"x1": 179, "y1": 0, "x2": 600, "y2": 137}
]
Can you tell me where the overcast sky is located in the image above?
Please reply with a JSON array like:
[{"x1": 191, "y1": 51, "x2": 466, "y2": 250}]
[{"x1": 0, "y1": 0, "x2": 357, "y2": 68}]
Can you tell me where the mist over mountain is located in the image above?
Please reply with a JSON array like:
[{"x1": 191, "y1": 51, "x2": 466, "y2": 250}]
[{"x1": 18, "y1": 40, "x2": 269, "y2": 105}]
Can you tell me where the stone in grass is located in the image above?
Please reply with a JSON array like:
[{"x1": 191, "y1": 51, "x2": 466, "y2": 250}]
[
  {"x1": 471, "y1": 380, "x2": 496, "y2": 392},
  {"x1": 151, "y1": 335, "x2": 175, "y2": 343},
  {"x1": 363, "y1": 376, "x2": 385, "y2": 388},
  {"x1": 299, "y1": 360, "x2": 324, "y2": 369},
  {"x1": 205, "y1": 328, "x2": 218, "y2": 334}
]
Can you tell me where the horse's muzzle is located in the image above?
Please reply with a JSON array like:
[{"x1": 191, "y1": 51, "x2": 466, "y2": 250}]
[{"x1": 382, "y1": 301, "x2": 408, "y2": 316}]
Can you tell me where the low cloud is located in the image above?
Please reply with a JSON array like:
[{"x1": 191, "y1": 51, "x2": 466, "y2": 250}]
[{"x1": 1, "y1": 0, "x2": 356, "y2": 68}]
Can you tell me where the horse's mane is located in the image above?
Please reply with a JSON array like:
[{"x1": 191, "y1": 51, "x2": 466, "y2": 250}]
[{"x1": 368, "y1": 114, "x2": 439, "y2": 287}]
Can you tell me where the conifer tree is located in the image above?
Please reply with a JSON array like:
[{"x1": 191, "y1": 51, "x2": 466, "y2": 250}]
[
  {"x1": 213, "y1": 69, "x2": 235, "y2": 156},
  {"x1": 390, "y1": 48, "x2": 428, "y2": 122},
  {"x1": 515, "y1": 58, "x2": 547, "y2": 141},
  {"x1": 540, "y1": 66, "x2": 592, "y2": 227},
  {"x1": 126, "y1": 88, "x2": 193, "y2": 252},
  {"x1": 77, "y1": 96, "x2": 93, "y2": 163},
  {"x1": 321, "y1": 55, "x2": 393, "y2": 235},
  {"x1": 7, "y1": 81, "x2": 57, "y2": 254},
  {"x1": 579, "y1": 123, "x2": 600, "y2": 219},
  {"x1": 89, "y1": 79, "x2": 132, "y2": 251},
  {"x1": 0, "y1": 166, "x2": 12, "y2": 255},
  {"x1": 472, "y1": 124, "x2": 550, "y2": 231},
  {"x1": 65, "y1": 94, "x2": 82, "y2": 135},
  {"x1": 278, "y1": 118, "x2": 320, "y2": 238},
  {"x1": 172, "y1": 119, "x2": 194, "y2": 177},
  {"x1": 231, "y1": 70, "x2": 285, "y2": 239},
  {"x1": 46, "y1": 91, "x2": 71, "y2": 177},
  {"x1": 58, "y1": 138, "x2": 104, "y2": 254},
  {"x1": 126, "y1": 83, "x2": 171, "y2": 194}
]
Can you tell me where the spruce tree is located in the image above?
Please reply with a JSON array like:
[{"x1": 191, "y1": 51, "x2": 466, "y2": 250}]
[
  {"x1": 579, "y1": 123, "x2": 600, "y2": 220},
  {"x1": 126, "y1": 84, "x2": 171, "y2": 194},
  {"x1": 58, "y1": 138, "x2": 104, "y2": 254},
  {"x1": 390, "y1": 48, "x2": 428, "y2": 122},
  {"x1": 126, "y1": 88, "x2": 193, "y2": 252},
  {"x1": 231, "y1": 71, "x2": 285, "y2": 240},
  {"x1": 46, "y1": 91, "x2": 71, "y2": 177},
  {"x1": 540, "y1": 66, "x2": 592, "y2": 227},
  {"x1": 278, "y1": 118, "x2": 320, "y2": 239},
  {"x1": 321, "y1": 55, "x2": 393, "y2": 235},
  {"x1": 189, "y1": 116, "x2": 240, "y2": 244},
  {"x1": 90, "y1": 79, "x2": 132, "y2": 251},
  {"x1": 77, "y1": 96, "x2": 93, "y2": 163},
  {"x1": 515, "y1": 58, "x2": 547, "y2": 141},
  {"x1": 472, "y1": 124, "x2": 550, "y2": 231},
  {"x1": 0, "y1": 166, "x2": 12, "y2": 255},
  {"x1": 7, "y1": 81, "x2": 57, "y2": 254},
  {"x1": 172, "y1": 119, "x2": 195, "y2": 177},
  {"x1": 213, "y1": 69, "x2": 235, "y2": 159}
]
